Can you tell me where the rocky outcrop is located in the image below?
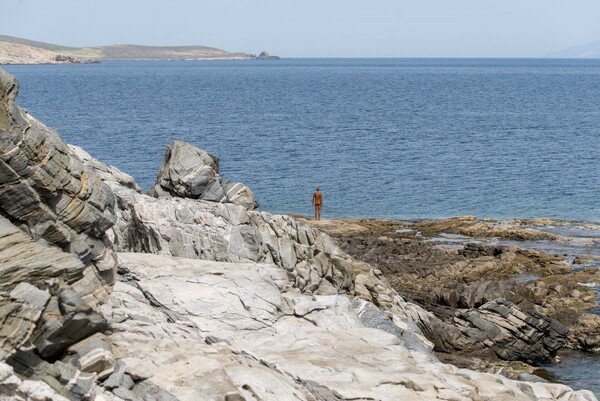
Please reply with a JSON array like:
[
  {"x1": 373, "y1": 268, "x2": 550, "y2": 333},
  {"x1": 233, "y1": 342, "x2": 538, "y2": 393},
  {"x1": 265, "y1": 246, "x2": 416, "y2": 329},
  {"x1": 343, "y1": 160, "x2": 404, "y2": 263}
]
[
  {"x1": 257, "y1": 51, "x2": 280, "y2": 60},
  {"x1": 77, "y1": 142, "x2": 573, "y2": 368},
  {"x1": 149, "y1": 140, "x2": 258, "y2": 210},
  {"x1": 320, "y1": 220, "x2": 586, "y2": 364},
  {"x1": 0, "y1": 69, "x2": 117, "y2": 303},
  {"x1": 453, "y1": 299, "x2": 567, "y2": 363},
  {"x1": 94, "y1": 253, "x2": 596, "y2": 401},
  {"x1": 0, "y1": 68, "x2": 117, "y2": 399},
  {"x1": 85, "y1": 142, "x2": 398, "y2": 312}
]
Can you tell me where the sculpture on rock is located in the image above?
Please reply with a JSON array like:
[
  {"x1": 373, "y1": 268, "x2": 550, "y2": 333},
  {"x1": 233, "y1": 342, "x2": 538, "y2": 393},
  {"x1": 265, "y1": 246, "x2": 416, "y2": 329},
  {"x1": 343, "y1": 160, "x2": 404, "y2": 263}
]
[{"x1": 149, "y1": 140, "x2": 258, "y2": 210}]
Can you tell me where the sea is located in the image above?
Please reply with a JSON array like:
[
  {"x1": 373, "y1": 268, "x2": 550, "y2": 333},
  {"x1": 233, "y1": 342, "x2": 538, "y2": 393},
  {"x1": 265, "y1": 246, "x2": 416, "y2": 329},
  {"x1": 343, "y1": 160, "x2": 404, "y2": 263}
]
[
  {"x1": 3, "y1": 59, "x2": 600, "y2": 395},
  {"x1": 3, "y1": 58, "x2": 600, "y2": 221}
]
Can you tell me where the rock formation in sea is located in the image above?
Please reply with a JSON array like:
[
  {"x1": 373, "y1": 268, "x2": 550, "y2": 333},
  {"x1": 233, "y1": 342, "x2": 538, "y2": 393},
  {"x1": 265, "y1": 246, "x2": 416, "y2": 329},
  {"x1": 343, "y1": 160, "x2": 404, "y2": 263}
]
[
  {"x1": 0, "y1": 67, "x2": 597, "y2": 400},
  {"x1": 257, "y1": 51, "x2": 280, "y2": 60}
]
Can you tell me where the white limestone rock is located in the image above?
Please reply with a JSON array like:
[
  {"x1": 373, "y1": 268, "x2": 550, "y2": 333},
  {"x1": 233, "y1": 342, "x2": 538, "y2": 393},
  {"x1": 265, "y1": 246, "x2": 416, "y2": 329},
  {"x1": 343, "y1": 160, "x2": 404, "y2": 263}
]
[{"x1": 101, "y1": 253, "x2": 597, "y2": 401}]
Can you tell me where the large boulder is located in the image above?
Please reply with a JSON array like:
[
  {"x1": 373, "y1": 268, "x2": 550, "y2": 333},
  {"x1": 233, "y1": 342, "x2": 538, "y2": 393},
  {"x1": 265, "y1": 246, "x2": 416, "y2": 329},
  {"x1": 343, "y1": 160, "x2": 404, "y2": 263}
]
[{"x1": 149, "y1": 140, "x2": 258, "y2": 210}]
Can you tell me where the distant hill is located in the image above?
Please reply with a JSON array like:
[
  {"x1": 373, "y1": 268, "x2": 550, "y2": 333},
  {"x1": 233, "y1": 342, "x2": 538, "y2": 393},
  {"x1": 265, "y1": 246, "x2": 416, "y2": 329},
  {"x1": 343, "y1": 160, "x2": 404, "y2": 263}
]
[
  {"x1": 0, "y1": 42, "x2": 88, "y2": 65},
  {"x1": 0, "y1": 35, "x2": 273, "y2": 64},
  {"x1": 546, "y1": 40, "x2": 600, "y2": 58}
]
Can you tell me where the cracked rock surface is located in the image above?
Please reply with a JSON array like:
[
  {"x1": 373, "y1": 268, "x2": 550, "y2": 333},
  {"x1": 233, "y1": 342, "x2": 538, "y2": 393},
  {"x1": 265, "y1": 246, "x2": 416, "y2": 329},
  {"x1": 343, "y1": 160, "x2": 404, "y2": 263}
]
[{"x1": 99, "y1": 253, "x2": 596, "y2": 401}]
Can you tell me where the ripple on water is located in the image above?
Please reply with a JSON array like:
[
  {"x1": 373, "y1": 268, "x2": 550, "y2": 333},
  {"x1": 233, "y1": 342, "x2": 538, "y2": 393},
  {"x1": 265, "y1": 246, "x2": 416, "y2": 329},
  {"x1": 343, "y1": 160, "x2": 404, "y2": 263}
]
[{"x1": 540, "y1": 351, "x2": 600, "y2": 398}]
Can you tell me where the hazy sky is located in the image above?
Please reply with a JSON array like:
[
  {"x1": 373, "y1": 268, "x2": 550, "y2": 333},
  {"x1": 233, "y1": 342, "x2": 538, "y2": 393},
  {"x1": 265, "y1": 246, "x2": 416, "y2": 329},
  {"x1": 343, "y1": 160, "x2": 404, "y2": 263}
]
[{"x1": 1, "y1": 0, "x2": 599, "y2": 57}]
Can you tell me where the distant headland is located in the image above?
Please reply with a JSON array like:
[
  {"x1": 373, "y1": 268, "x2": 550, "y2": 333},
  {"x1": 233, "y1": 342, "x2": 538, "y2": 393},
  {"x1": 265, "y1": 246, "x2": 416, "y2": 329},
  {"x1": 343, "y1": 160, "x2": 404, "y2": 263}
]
[{"x1": 0, "y1": 35, "x2": 279, "y2": 64}]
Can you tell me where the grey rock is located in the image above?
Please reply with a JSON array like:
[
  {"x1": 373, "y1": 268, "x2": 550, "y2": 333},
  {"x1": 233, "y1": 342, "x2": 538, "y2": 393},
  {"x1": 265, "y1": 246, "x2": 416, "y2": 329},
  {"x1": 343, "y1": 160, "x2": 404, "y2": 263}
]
[
  {"x1": 453, "y1": 298, "x2": 567, "y2": 363},
  {"x1": 120, "y1": 374, "x2": 134, "y2": 390},
  {"x1": 111, "y1": 387, "x2": 135, "y2": 401},
  {"x1": 99, "y1": 167, "x2": 404, "y2": 312},
  {"x1": 351, "y1": 298, "x2": 433, "y2": 354},
  {"x1": 62, "y1": 333, "x2": 115, "y2": 379},
  {"x1": 149, "y1": 140, "x2": 258, "y2": 210},
  {"x1": 102, "y1": 360, "x2": 127, "y2": 389},
  {"x1": 0, "y1": 361, "x2": 69, "y2": 401},
  {"x1": 8, "y1": 350, "x2": 96, "y2": 400},
  {"x1": 517, "y1": 372, "x2": 549, "y2": 383},
  {"x1": 0, "y1": 68, "x2": 117, "y2": 306},
  {"x1": 257, "y1": 51, "x2": 280, "y2": 60},
  {"x1": 9, "y1": 282, "x2": 51, "y2": 311},
  {"x1": 100, "y1": 253, "x2": 596, "y2": 401},
  {"x1": 131, "y1": 381, "x2": 181, "y2": 401},
  {"x1": 0, "y1": 70, "x2": 119, "y2": 398},
  {"x1": 0, "y1": 289, "x2": 48, "y2": 360},
  {"x1": 0, "y1": 216, "x2": 88, "y2": 293},
  {"x1": 31, "y1": 287, "x2": 108, "y2": 359}
]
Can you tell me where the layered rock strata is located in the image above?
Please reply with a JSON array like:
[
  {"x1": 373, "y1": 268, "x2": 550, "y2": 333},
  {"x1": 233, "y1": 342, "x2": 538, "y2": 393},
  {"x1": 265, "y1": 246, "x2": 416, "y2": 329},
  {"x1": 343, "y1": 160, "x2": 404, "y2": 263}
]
[{"x1": 0, "y1": 68, "x2": 117, "y2": 399}]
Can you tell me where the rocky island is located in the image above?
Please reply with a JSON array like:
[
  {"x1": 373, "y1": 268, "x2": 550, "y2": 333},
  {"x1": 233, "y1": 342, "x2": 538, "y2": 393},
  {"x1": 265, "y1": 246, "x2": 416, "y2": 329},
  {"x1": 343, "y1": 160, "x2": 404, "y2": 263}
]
[
  {"x1": 0, "y1": 67, "x2": 597, "y2": 400},
  {"x1": 0, "y1": 35, "x2": 279, "y2": 64}
]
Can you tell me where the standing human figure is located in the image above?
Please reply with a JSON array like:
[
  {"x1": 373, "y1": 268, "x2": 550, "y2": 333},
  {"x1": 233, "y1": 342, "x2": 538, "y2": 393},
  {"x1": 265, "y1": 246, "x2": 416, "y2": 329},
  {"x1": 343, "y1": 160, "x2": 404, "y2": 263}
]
[{"x1": 312, "y1": 187, "x2": 323, "y2": 220}]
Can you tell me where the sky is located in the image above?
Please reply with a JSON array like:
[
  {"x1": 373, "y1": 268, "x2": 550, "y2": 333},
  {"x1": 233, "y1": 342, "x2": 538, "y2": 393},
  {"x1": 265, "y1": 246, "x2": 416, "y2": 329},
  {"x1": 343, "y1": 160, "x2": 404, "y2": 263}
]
[{"x1": 1, "y1": 0, "x2": 600, "y2": 58}]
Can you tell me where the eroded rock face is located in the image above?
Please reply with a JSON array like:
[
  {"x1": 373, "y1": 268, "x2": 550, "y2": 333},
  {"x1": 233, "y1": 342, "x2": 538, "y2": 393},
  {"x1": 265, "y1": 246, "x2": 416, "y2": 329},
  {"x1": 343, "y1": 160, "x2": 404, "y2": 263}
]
[
  {"x1": 0, "y1": 69, "x2": 117, "y2": 304},
  {"x1": 0, "y1": 68, "x2": 118, "y2": 400},
  {"x1": 149, "y1": 140, "x2": 258, "y2": 210},
  {"x1": 83, "y1": 144, "x2": 397, "y2": 311}
]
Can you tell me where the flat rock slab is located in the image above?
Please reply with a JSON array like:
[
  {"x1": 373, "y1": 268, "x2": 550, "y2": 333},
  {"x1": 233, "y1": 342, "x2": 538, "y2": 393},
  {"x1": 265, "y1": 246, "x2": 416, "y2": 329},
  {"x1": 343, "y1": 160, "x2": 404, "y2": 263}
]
[{"x1": 104, "y1": 253, "x2": 597, "y2": 401}]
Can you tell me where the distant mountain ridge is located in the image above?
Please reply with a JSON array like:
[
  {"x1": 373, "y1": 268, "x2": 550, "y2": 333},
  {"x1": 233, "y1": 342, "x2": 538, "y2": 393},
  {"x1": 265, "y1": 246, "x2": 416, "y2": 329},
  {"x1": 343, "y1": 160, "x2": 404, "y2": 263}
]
[
  {"x1": 0, "y1": 35, "x2": 277, "y2": 64},
  {"x1": 546, "y1": 39, "x2": 600, "y2": 58}
]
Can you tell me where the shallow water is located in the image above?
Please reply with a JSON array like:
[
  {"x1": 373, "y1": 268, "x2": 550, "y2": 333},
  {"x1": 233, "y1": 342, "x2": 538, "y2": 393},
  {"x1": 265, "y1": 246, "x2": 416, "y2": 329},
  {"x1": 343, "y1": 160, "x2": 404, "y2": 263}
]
[{"x1": 540, "y1": 350, "x2": 600, "y2": 396}]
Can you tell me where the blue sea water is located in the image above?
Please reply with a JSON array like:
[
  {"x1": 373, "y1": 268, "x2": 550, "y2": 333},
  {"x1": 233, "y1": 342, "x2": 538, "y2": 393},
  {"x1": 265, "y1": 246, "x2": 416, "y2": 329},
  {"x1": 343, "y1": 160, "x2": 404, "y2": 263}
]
[{"x1": 4, "y1": 58, "x2": 600, "y2": 221}]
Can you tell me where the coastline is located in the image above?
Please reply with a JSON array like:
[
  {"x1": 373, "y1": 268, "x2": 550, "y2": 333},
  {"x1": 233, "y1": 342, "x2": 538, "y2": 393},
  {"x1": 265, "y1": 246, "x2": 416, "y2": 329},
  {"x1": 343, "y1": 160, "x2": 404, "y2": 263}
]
[
  {"x1": 1, "y1": 65, "x2": 598, "y2": 400},
  {"x1": 301, "y1": 216, "x2": 600, "y2": 395}
]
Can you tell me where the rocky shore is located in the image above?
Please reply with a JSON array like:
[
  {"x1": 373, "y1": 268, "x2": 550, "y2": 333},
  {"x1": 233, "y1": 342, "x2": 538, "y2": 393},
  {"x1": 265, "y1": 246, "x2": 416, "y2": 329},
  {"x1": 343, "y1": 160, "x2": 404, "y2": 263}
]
[
  {"x1": 0, "y1": 67, "x2": 597, "y2": 400},
  {"x1": 305, "y1": 217, "x2": 600, "y2": 375}
]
